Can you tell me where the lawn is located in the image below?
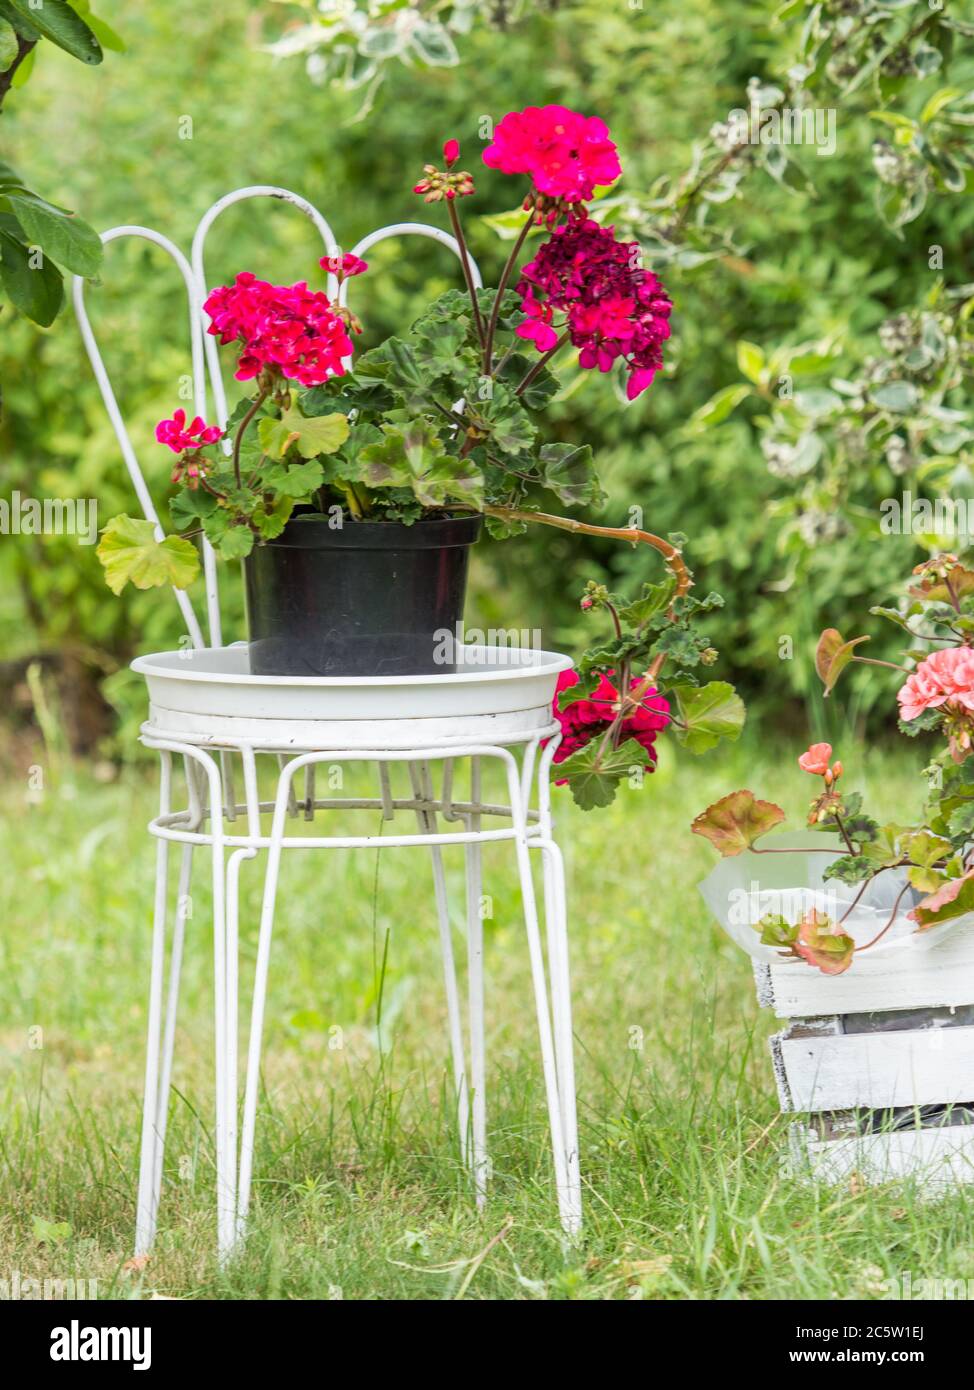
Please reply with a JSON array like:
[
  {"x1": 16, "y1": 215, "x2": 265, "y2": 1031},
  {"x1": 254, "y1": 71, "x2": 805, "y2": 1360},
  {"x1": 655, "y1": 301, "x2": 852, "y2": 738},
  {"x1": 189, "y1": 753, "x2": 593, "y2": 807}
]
[{"x1": 2, "y1": 734, "x2": 972, "y2": 1301}]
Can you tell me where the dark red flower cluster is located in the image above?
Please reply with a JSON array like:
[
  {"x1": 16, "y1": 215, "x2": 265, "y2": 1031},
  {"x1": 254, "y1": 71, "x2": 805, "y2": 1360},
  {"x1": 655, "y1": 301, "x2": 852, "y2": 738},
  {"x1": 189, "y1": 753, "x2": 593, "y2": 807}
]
[
  {"x1": 203, "y1": 272, "x2": 353, "y2": 387},
  {"x1": 551, "y1": 669, "x2": 670, "y2": 777},
  {"x1": 516, "y1": 216, "x2": 672, "y2": 400}
]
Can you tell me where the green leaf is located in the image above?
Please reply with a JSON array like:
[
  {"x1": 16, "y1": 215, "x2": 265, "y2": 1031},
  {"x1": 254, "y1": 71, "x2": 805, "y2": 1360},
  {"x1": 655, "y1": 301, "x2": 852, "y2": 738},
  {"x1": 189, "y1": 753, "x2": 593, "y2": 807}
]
[
  {"x1": 684, "y1": 383, "x2": 751, "y2": 434},
  {"x1": 670, "y1": 681, "x2": 746, "y2": 753},
  {"x1": 215, "y1": 526, "x2": 254, "y2": 560},
  {"x1": 538, "y1": 442, "x2": 601, "y2": 507},
  {"x1": 690, "y1": 789, "x2": 786, "y2": 857},
  {"x1": 910, "y1": 868, "x2": 974, "y2": 930},
  {"x1": 861, "y1": 825, "x2": 908, "y2": 871},
  {"x1": 84, "y1": 10, "x2": 126, "y2": 52},
  {"x1": 169, "y1": 487, "x2": 218, "y2": 530},
  {"x1": 97, "y1": 516, "x2": 199, "y2": 594},
  {"x1": 5, "y1": 0, "x2": 101, "y2": 63},
  {"x1": 902, "y1": 829, "x2": 952, "y2": 869},
  {"x1": 736, "y1": 340, "x2": 765, "y2": 386},
  {"x1": 0, "y1": 0, "x2": 38, "y2": 40},
  {"x1": 477, "y1": 384, "x2": 535, "y2": 456},
  {"x1": 409, "y1": 18, "x2": 459, "y2": 66},
  {"x1": 258, "y1": 407, "x2": 349, "y2": 461},
  {"x1": 921, "y1": 86, "x2": 962, "y2": 124},
  {"x1": 252, "y1": 495, "x2": 294, "y2": 540},
  {"x1": 361, "y1": 421, "x2": 483, "y2": 508},
  {"x1": 262, "y1": 459, "x2": 325, "y2": 499},
  {"x1": 0, "y1": 227, "x2": 63, "y2": 325},
  {"x1": 554, "y1": 736, "x2": 651, "y2": 811},
  {"x1": 0, "y1": 15, "x2": 17, "y2": 69},
  {"x1": 618, "y1": 576, "x2": 676, "y2": 627},
  {"x1": 815, "y1": 627, "x2": 870, "y2": 696},
  {"x1": 481, "y1": 207, "x2": 539, "y2": 241},
  {"x1": 1, "y1": 190, "x2": 102, "y2": 276},
  {"x1": 758, "y1": 913, "x2": 799, "y2": 949},
  {"x1": 947, "y1": 802, "x2": 974, "y2": 839},
  {"x1": 869, "y1": 380, "x2": 919, "y2": 413},
  {"x1": 284, "y1": 408, "x2": 349, "y2": 458},
  {"x1": 823, "y1": 855, "x2": 872, "y2": 884}
]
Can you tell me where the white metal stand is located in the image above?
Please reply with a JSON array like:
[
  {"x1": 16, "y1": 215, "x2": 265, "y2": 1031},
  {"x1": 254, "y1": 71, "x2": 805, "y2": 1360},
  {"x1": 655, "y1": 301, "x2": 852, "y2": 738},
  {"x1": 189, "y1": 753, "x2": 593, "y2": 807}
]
[{"x1": 73, "y1": 189, "x2": 583, "y2": 1259}]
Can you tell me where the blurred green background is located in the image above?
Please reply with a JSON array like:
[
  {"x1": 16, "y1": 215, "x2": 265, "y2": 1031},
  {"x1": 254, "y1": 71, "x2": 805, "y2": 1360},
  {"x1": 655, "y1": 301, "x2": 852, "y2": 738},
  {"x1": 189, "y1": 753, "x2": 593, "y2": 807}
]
[{"x1": 2, "y1": 0, "x2": 972, "y2": 760}]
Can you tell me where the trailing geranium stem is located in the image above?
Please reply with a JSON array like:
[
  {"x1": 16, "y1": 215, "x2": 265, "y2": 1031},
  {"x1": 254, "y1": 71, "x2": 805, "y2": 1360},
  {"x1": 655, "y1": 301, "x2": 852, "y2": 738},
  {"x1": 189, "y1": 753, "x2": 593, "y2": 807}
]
[
  {"x1": 483, "y1": 211, "x2": 534, "y2": 373},
  {"x1": 232, "y1": 388, "x2": 269, "y2": 489},
  {"x1": 858, "y1": 880, "x2": 912, "y2": 952},
  {"x1": 446, "y1": 199, "x2": 487, "y2": 349},
  {"x1": 480, "y1": 504, "x2": 692, "y2": 598}
]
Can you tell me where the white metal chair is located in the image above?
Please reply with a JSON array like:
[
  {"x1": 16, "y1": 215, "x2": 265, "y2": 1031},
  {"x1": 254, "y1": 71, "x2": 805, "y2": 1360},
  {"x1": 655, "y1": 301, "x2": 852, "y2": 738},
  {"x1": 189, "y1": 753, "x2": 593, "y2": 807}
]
[{"x1": 73, "y1": 188, "x2": 582, "y2": 1261}]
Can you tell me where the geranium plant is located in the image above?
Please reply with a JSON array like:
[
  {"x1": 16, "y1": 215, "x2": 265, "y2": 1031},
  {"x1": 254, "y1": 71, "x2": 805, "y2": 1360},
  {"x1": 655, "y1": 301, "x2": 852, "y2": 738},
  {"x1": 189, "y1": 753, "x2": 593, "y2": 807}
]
[
  {"x1": 97, "y1": 105, "x2": 745, "y2": 806},
  {"x1": 693, "y1": 553, "x2": 974, "y2": 972}
]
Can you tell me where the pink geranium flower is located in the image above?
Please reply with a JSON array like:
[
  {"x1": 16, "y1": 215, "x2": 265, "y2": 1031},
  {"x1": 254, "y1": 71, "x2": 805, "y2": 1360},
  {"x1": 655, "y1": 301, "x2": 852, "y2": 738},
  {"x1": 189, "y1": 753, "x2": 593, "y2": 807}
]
[
  {"x1": 898, "y1": 647, "x2": 974, "y2": 721},
  {"x1": 550, "y1": 668, "x2": 670, "y2": 780},
  {"x1": 320, "y1": 252, "x2": 368, "y2": 280},
  {"x1": 798, "y1": 742, "x2": 833, "y2": 775},
  {"x1": 156, "y1": 409, "x2": 223, "y2": 454},
  {"x1": 203, "y1": 272, "x2": 353, "y2": 387},
  {"x1": 483, "y1": 105, "x2": 621, "y2": 203}
]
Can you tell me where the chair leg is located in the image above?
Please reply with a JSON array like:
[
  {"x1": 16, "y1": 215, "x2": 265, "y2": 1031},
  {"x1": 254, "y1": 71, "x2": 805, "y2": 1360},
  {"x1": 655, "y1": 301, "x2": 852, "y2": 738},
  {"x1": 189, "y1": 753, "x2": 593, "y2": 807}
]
[
  {"x1": 134, "y1": 833, "x2": 171, "y2": 1257},
  {"x1": 409, "y1": 761, "x2": 470, "y2": 1166},
  {"x1": 501, "y1": 757, "x2": 575, "y2": 1234},
  {"x1": 149, "y1": 842, "x2": 195, "y2": 1229},
  {"x1": 236, "y1": 762, "x2": 293, "y2": 1244},
  {"x1": 465, "y1": 757, "x2": 487, "y2": 1205},
  {"x1": 540, "y1": 838, "x2": 582, "y2": 1232}
]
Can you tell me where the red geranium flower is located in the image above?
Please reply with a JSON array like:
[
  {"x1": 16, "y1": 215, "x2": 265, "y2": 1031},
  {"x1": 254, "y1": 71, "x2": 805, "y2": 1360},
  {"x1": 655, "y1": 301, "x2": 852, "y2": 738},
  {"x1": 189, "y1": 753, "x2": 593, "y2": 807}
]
[
  {"x1": 550, "y1": 668, "x2": 670, "y2": 781},
  {"x1": 203, "y1": 272, "x2": 353, "y2": 387},
  {"x1": 483, "y1": 105, "x2": 621, "y2": 203}
]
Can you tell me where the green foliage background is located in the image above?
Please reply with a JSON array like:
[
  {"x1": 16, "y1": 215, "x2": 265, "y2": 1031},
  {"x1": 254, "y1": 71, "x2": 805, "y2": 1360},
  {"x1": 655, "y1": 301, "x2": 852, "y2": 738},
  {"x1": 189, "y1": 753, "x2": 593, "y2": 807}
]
[{"x1": 2, "y1": 0, "x2": 973, "y2": 750}]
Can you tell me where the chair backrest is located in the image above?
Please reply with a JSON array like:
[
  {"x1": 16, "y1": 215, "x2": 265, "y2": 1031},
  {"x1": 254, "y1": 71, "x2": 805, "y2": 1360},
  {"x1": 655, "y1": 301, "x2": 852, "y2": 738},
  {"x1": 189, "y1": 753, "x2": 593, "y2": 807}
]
[{"x1": 73, "y1": 186, "x2": 483, "y2": 651}]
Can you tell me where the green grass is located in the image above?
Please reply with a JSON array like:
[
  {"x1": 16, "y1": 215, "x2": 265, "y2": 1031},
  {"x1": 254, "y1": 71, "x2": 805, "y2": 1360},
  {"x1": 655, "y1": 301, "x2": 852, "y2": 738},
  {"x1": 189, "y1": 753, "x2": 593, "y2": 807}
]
[{"x1": 2, "y1": 735, "x2": 973, "y2": 1301}]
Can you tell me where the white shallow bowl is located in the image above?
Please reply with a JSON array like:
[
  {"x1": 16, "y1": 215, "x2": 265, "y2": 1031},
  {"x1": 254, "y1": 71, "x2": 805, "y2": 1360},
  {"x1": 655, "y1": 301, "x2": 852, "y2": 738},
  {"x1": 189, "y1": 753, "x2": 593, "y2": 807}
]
[{"x1": 133, "y1": 643, "x2": 573, "y2": 750}]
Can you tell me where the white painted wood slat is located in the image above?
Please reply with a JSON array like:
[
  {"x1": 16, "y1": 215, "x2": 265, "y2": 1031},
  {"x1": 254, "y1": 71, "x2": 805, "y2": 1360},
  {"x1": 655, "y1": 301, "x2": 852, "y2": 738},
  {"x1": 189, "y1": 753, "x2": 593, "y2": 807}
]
[
  {"x1": 774, "y1": 1025, "x2": 974, "y2": 1112},
  {"x1": 762, "y1": 919, "x2": 974, "y2": 1017},
  {"x1": 791, "y1": 1121, "x2": 974, "y2": 1189}
]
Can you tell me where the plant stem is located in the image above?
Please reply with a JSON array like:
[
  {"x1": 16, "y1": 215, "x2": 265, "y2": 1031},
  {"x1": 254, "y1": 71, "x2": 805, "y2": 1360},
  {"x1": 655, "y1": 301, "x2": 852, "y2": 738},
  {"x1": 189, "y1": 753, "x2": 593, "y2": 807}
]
[
  {"x1": 446, "y1": 198, "x2": 487, "y2": 350},
  {"x1": 483, "y1": 210, "x2": 534, "y2": 374},
  {"x1": 0, "y1": 38, "x2": 36, "y2": 112},
  {"x1": 514, "y1": 332, "x2": 570, "y2": 397},
  {"x1": 833, "y1": 809, "x2": 857, "y2": 857},
  {"x1": 858, "y1": 881, "x2": 912, "y2": 952},
  {"x1": 852, "y1": 656, "x2": 911, "y2": 674},
  {"x1": 232, "y1": 388, "x2": 268, "y2": 490}
]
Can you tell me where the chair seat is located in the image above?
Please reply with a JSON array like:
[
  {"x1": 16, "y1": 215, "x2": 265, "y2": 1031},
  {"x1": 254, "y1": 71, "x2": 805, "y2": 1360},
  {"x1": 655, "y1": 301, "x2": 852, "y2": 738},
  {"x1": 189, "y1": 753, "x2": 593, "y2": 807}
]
[{"x1": 135, "y1": 643, "x2": 572, "y2": 751}]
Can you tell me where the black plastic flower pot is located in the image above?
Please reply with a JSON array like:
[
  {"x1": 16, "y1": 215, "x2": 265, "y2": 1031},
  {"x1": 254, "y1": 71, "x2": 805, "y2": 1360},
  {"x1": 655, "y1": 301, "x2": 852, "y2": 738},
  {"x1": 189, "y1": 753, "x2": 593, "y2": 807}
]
[{"x1": 244, "y1": 512, "x2": 483, "y2": 677}]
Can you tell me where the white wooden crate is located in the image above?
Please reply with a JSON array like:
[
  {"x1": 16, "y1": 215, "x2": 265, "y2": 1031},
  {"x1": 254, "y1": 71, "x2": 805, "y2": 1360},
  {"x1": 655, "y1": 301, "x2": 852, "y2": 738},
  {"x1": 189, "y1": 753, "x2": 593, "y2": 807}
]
[{"x1": 753, "y1": 930, "x2": 974, "y2": 1187}]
